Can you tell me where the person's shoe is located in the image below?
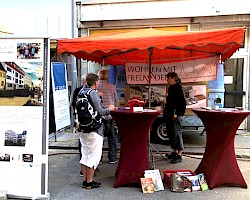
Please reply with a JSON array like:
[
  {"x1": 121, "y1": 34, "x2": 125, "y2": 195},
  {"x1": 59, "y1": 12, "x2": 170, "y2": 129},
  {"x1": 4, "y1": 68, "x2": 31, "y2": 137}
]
[
  {"x1": 82, "y1": 181, "x2": 87, "y2": 188},
  {"x1": 170, "y1": 155, "x2": 182, "y2": 164},
  {"x1": 165, "y1": 152, "x2": 177, "y2": 159},
  {"x1": 85, "y1": 181, "x2": 102, "y2": 190},
  {"x1": 80, "y1": 171, "x2": 83, "y2": 177},
  {"x1": 109, "y1": 160, "x2": 117, "y2": 164}
]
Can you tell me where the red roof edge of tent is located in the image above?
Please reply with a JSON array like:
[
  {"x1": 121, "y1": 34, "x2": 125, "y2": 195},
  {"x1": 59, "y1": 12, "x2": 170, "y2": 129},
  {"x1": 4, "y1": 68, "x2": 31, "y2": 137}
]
[{"x1": 57, "y1": 27, "x2": 245, "y2": 65}]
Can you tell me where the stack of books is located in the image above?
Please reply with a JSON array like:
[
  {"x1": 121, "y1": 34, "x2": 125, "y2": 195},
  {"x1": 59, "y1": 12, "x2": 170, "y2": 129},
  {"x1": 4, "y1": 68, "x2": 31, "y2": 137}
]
[
  {"x1": 140, "y1": 169, "x2": 164, "y2": 193},
  {"x1": 140, "y1": 178, "x2": 155, "y2": 193},
  {"x1": 163, "y1": 170, "x2": 209, "y2": 193},
  {"x1": 171, "y1": 172, "x2": 209, "y2": 192},
  {"x1": 197, "y1": 173, "x2": 209, "y2": 191},
  {"x1": 170, "y1": 173, "x2": 192, "y2": 192}
]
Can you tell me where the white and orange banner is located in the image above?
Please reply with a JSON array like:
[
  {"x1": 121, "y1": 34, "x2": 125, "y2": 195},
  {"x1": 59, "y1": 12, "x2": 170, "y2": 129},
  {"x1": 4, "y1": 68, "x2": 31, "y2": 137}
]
[{"x1": 125, "y1": 56, "x2": 219, "y2": 84}]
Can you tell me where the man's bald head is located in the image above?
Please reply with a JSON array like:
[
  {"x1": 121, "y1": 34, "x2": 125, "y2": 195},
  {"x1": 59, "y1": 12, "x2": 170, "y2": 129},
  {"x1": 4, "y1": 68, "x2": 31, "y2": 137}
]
[{"x1": 98, "y1": 69, "x2": 108, "y2": 81}]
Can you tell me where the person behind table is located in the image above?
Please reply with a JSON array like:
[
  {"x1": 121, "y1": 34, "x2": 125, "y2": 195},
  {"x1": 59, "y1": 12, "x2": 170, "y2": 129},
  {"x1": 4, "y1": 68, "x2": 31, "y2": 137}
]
[
  {"x1": 163, "y1": 72, "x2": 186, "y2": 164},
  {"x1": 79, "y1": 73, "x2": 115, "y2": 189},
  {"x1": 97, "y1": 69, "x2": 119, "y2": 164},
  {"x1": 71, "y1": 74, "x2": 86, "y2": 177}
]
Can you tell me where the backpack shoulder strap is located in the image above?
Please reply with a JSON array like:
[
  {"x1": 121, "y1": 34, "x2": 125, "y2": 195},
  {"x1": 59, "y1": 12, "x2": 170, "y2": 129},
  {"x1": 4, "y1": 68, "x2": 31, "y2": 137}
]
[
  {"x1": 78, "y1": 87, "x2": 92, "y2": 96},
  {"x1": 82, "y1": 88, "x2": 95, "y2": 108},
  {"x1": 86, "y1": 88, "x2": 93, "y2": 95}
]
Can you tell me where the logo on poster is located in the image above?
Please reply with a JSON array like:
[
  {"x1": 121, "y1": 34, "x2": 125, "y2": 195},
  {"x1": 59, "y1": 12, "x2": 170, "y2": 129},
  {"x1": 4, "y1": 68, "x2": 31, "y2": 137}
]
[{"x1": 0, "y1": 44, "x2": 14, "y2": 53}]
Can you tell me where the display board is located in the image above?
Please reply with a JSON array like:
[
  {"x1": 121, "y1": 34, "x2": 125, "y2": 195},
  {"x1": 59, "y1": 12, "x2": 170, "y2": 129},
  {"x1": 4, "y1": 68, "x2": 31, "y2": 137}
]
[
  {"x1": 51, "y1": 62, "x2": 70, "y2": 131},
  {"x1": 0, "y1": 38, "x2": 49, "y2": 199}
]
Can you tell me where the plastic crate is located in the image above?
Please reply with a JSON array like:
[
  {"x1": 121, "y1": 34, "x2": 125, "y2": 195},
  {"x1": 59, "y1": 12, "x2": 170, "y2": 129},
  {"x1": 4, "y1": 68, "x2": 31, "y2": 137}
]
[{"x1": 163, "y1": 170, "x2": 195, "y2": 189}]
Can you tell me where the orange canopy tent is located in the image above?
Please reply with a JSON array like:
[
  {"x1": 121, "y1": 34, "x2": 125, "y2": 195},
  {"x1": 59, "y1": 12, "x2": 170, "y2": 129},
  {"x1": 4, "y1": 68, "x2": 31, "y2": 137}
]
[
  {"x1": 57, "y1": 27, "x2": 245, "y2": 66},
  {"x1": 57, "y1": 27, "x2": 244, "y2": 107}
]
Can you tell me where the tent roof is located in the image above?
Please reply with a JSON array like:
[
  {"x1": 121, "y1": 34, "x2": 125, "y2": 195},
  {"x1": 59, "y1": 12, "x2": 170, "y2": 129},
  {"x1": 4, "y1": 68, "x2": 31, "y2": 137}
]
[{"x1": 57, "y1": 27, "x2": 245, "y2": 66}]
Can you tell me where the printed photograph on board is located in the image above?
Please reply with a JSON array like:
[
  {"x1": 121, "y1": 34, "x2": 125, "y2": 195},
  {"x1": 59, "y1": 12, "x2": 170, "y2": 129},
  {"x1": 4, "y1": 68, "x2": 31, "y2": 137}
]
[
  {"x1": 22, "y1": 154, "x2": 33, "y2": 162},
  {"x1": 4, "y1": 130, "x2": 27, "y2": 146},
  {"x1": 17, "y1": 43, "x2": 41, "y2": 60},
  {"x1": 183, "y1": 85, "x2": 207, "y2": 108},
  {"x1": 0, "y1": 153, "x2": 10, "y2": 162},
  {"x1": 0, "y1": 61, "x2": 43, "y2": 106}
]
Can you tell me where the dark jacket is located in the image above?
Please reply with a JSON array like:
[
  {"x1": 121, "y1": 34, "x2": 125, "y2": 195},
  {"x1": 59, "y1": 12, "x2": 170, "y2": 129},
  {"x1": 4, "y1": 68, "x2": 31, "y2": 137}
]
[
  {"x1": 163, "y1": 82, "x2": 186, "y2": 117},
  {"x1": 72, "y1": 85, "x2": 84, "y2": 111}
]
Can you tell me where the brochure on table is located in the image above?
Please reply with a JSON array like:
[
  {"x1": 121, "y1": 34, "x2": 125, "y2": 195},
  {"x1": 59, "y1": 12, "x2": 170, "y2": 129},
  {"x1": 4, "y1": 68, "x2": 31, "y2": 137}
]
[{"x1": 0, "y1": 38, "x2": 50, "y2": 199}]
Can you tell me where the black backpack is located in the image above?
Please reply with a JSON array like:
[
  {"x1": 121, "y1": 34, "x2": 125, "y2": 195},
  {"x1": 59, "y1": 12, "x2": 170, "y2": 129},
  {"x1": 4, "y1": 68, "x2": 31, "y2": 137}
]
[{"x1": 75, "y1": 88, "x2": 102, "y2": 133}]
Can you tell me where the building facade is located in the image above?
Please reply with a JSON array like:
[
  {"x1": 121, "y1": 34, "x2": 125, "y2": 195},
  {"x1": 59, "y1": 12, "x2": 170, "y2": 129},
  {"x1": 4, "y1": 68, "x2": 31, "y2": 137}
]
[{"x1": 1, "y1": 62, "x2": 25, "y2": 90}]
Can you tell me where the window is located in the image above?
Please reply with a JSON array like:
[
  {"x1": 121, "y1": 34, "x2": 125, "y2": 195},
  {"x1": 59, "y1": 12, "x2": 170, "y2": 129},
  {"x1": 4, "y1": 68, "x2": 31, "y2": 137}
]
[
  {"x1": 7, "y1": 67, "x2": 12, "y2": 72},
  {"x1": 224, "y1": 58, "x2": 244, "y2": 108}
]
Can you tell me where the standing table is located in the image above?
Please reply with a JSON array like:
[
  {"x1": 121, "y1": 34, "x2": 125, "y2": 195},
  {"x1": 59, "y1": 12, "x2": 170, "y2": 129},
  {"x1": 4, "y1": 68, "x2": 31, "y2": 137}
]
[
  {"x1": 192, "y1": 108, "x2": 250, "y2": 189},
  {"x1": 110, "y1": 109, "x2": 161, "y2": 188}
]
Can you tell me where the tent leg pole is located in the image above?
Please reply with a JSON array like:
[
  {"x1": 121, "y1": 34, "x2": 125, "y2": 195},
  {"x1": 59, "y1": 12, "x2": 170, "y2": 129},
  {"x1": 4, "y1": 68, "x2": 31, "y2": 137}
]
[{"x1": 148, "y1": 47, "x2": 153, "y2": 108}]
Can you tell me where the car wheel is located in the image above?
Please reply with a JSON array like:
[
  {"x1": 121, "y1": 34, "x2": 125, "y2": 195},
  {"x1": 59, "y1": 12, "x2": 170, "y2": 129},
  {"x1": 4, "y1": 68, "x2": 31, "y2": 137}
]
[{"x1": 150, "y1": 119, "x2": 169, "y2": 144}]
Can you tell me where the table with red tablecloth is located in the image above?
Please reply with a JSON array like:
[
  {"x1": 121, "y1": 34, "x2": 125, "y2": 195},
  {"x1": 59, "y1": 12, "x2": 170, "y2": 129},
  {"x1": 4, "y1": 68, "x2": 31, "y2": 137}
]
[
  {"x1": 110, "y1": 109, "x2": 161, "y2": 188},
  {"x1": 192, "y1": 108, "x2": 250, "y2": 189}
]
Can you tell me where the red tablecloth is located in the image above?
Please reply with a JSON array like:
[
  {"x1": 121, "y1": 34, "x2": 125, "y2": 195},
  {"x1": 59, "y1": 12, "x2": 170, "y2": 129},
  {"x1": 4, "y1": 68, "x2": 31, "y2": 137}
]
[
  {"x1": 192, "y1": 108, "x2": 250, "y2": 189},
  {"x1": 110, "y1": 109, "x2": 161, "y2": 188}
]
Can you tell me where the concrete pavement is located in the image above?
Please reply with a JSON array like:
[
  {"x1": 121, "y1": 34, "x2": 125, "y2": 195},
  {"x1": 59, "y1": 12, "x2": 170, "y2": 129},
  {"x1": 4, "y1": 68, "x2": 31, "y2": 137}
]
[{"x1": 48, "y1": 130, "x2": 250, "y2": 200}]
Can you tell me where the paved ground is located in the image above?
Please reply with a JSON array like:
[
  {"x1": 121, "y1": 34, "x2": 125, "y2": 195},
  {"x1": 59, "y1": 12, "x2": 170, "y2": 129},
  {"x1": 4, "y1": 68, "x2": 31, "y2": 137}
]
[{"x1": 48, "y1": 130, "x2": 250, "y2": 200}]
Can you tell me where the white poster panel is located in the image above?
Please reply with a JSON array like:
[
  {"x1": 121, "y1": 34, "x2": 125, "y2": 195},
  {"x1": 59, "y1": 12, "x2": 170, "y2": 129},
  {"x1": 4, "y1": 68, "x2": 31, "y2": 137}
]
[
  {"x1": 125, "y1": 56, "x2": 219, "y2": 84},
  {"x1": 51, "y1": 62, "x2": 71, "y2": 131},
  {"x1": 0, "y1": 38, "x2": 49, "y2": 199},
  {"x1": 0, "y1": 106, "x2": 43, "y2": 196}
]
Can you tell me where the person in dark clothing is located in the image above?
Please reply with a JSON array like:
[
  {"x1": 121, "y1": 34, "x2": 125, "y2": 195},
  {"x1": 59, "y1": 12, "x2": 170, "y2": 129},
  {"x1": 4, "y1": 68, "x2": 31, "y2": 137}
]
[
  {"x1": 163, "y1": 72, "x2": 186, "y2": 164},
  {"x1": 71, "y1": 75, "x2": 86, "y2": 177},
  {"x1": 72, "y1": 75, "x2": 86, "y2": 111}
]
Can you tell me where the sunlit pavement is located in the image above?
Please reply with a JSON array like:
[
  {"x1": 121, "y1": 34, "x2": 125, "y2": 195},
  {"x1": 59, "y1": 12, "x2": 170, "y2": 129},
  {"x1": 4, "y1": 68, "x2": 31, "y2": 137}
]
[{"x1": 48, "y1": 130, "x2": 250, "y2": 200}]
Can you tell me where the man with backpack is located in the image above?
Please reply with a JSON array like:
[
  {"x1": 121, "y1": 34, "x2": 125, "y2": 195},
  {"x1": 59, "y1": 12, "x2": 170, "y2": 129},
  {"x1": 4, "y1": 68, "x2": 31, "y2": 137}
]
[{"x1": 76, "y1": 73, "x2": 115, "y2": 190}]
